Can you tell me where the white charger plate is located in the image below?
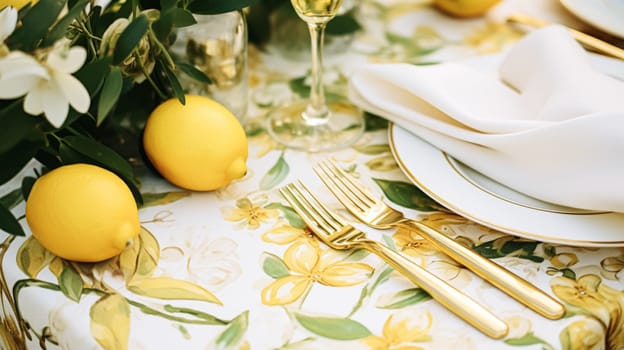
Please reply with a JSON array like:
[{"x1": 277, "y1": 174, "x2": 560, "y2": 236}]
[
  {"x1": 560, "y1": 0, "x2": 624, "y2": 39},
  {"x1": 388, "y1": 53, "x2": 624, "y2": 247}
]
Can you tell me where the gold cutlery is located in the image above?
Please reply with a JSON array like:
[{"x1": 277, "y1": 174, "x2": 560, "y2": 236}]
[
  {"x1": 314, "y1": 160, "x2": 566, "y2": 320},
  {"x1": 506, "y1": 13, "x2": 624, "y2": 60},
  {"x1": 279, "y1": 181, "x2": 509, "y2": 339}
]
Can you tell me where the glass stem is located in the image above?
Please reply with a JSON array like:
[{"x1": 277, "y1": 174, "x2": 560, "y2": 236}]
[{"x1": 304, "y1": 22, "x2": 330, "y2": 124}]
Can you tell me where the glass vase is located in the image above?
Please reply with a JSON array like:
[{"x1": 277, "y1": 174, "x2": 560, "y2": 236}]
[{"x1": 171, "y1": 10, "x2": 249, "y2": 123}]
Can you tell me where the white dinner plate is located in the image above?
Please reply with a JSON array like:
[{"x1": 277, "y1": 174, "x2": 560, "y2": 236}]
[
  {"x1": 388, "y1": 53, "x2": 624, "y2": 247},
  {"x1": 560, "y1": 0, "x2": 624, "y2": 39}
]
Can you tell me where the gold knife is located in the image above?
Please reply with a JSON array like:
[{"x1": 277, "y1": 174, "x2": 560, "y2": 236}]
[{"x1": 507, "y1": 13, "x2": 624, "y2": 60}]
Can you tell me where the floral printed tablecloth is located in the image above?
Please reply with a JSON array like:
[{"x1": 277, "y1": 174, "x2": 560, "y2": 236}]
[{"x1": 2, "y1": 0, "x2": 624, "y2": 349}]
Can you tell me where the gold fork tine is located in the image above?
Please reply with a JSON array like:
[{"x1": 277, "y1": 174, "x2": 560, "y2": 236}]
[
  {"x1": 280, "y1": 184, "x2": 339, "y2": 234},
  {"x1": 316, "y1": 161, "x2": 376, "y2": 211},
  {"x1": 279, "y1": 180, "x2": 509, "y2": 339},
  {"x1": 289, "y1": 181, "x2": 345, "y2": 229}
]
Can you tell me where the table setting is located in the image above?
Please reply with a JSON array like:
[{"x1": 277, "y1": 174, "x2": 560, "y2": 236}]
[{"x1": 0, "y1": 0, "x2": 624, "y2": 349}]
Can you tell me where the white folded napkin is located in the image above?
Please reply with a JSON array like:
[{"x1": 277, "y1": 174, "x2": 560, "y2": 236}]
[{"x1": 349, "y1": 25, "x2": 624, "y2": 212}]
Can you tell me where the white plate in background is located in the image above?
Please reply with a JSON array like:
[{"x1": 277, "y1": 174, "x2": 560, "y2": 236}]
[{"x1": 560, "y1": 0, "x2": 624, "y2": 38}]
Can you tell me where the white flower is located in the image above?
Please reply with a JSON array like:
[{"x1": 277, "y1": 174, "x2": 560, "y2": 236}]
[
  {"x1": 25, "y1": 40, "x2": 90, "y2": 127},
  {"x1": 0, "y1": 39, "x2": 90, "y2": 128},
  {"x1": 0, "y1": 51, "x2": 49, "y2": 98},
  {"x1": 0, "y1": 6, "x2": 17, "y2": 42},
  {"x1": 158, "y1": 229, "x2": 242, "y2": 290}
]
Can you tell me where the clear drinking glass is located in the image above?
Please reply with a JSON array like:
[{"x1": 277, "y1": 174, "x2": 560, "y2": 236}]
[
  {"x1": 266, "y1": 0, "x2": 364, "y2": 152},
  {"x1": 171, "y1": 10, "x2": 248, "y2": 123}
]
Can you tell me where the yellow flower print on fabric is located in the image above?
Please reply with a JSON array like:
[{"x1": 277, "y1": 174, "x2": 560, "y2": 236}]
[
  {"x1": 261, "y1": 221, "x2": 317, "y2": 246},
  {"x1": 363, "y1": 311, "x2": 432, "y2": 350},
  {"x1": 551, "y1": 274, "x2": 624, "y2": 349},
  {"x1": 261, "y1": 240, "x2": 373, "y2": 305},
  {"x1": 392, "y1": 226, "x2": 438, "y2": 258},
  {"x1": 222, "y1": 198, "x2": 279, "y2": 230},
  {"x1": 560, "y1": 318, "x2": 605, "y2": 350}
]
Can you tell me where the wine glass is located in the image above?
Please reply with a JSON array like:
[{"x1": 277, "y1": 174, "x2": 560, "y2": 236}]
[{"x1": 266, "y1": 0, "x2": 365, "y2": 152}]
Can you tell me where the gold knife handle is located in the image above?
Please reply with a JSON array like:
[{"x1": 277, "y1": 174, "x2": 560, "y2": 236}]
[
  {"x1": 404, "y1": 220, "x2": 566, "y2": 320},
  {"x1": 354, "y1": 239, "x2": 509, "y2": 339},
  {"x1": 507, "y1": 13, "x2": 624, "y2": 60}
]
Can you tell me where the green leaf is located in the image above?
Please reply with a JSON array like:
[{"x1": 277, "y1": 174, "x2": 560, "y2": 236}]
[
  {"x1": 61, "y1": 135, "x2": 135, "y2": 182},
  {"x1": 0, "y1": 203, "x2": 24, "y2": 236},
  {"x1": 113, "y1": 14, "x2": 149, "y2": 65},
  {"x1": 1, "y1": 188, "x2": 23, "y2": 211},
  {"x1": 376, "y1": 287, "x2": 431, "y2": 309},
  {"x1": 97, "y1": 68, "x2": 123, "y2": 126},
  {"x1": 295, "y1": 313, "x2": 371, "y2": 340},
  {"x1": 160, "y1": 58, "x2": 186, "y2": 103},
  {"x1": 326, "y1": 14, "x2": 361, "y2": 36},
  {"x1": 59, "y1": 265, "x2": 84, "y2": 302},
  {"x1": 261, "y1": 252, "x2": 290, "y2": 279},
  {"x1": 259, "y1": 153, "x2": 289, "y2": 190},
  {"x1": 140, "y1": 191, "x2": 190, "y2": 208},
  {"x1": 162, "y1": 305, "x2": 229, "y2": 325},
  {"x1": 159, "y1": 0, "x2": 177, "y2": 11},
  {"x1": 505, "y1": 332, "x2": 547, "y2": 346},
  {"x1": 176, "y1": 62, "x2": 211, "y2": 83},
  {"x1": 127, "y1": 277, "x2": 222, "y2": 304},
  {"x1": 16, "y1": 236, "x2": 55, "y2": 278},
  {"x1": 246, "y1": 2, "x2": 271, "y2": 46},
  {"x1": 289, "y1": 76, "x2": 309, "y2": 98},
  {"x1": 60, "y1": 135, "x2": 142, "y2": 205},
  {"x1": 0, "y1": 101, "x2": 42, "y2": 154},
  {"x1": 0, "y1": 138, "x2": 43, "y2": 184},
  {"x1": 382, "y1": 234, "x2": 397, "y2": 251},
  {"x1": 364, "y1": 112, "x2": 388, "y2": 132},
  {"x1": 172, "y1": 8, "x2": 196, "y2": 27},
  {"x1": 215, "y1": 311, "x2": 248, "y2": 349},
  {"x1": 34, "y1": 147, "x2": 62, "y2": 170},
  {"x1": 188, "y1": 0, "x2": 257, "y2": 15},
  {"x1": 152, "y1": 8, "x2": 175, "y2": 41},
  {"x1": 21, "y1": 176, "x2": 36, "y2": 202},
  {"x1": 7, "y1": 0, "x2": 65, "y2": 51},
  {"x1": 42, "y1": 0, "x2": 90, "y2": 46},
  {"x1": 373, "y1": 178, "x2": 440, "y2": 211},
  {"x1": 265, "y1": 202, "x2": 305, "y2": 228},
  {"x1": 473, "y1": 239, "x2": 543, "y2": 262},
  {"x1": 74, "y1": 58, "x2": 111, "y2": 96}
]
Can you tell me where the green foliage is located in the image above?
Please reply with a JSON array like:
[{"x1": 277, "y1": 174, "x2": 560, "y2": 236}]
[
  {"x1": 473, "y1": 238, "x2": 545, "y2": 262},
  {"x1": 0, "y1": 0, "x2": 255, "y2": 236},
  {"x1": 261, "y1": 252, "x2": 290, "y2": 278},
  {"x1": 295, "y1": 313, "x2": 371, "y2": 340},
  {"x1": 376, "y1": 287, "x2": 431, "y2": 309},
  {"x1": 373, "y1": 178, "x2": 444, "y2": 212},
  {"x1": 265, "y1": 202, "x2": 305, "y2": 228},
  {"x1": 59, "y1": 264, "x2": 84, "y2": 302},
  {"x1": 259, "y1": 152, "x2": 289, "y2": 190}
]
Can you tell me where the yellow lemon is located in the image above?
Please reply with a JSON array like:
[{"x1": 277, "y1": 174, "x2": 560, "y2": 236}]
[
  {"x1": 434, "y1": 0, "x2": 501, "y2": 18},
  {"x1": 25, "y1": 164, "x2": 141, "y2": 262},
  {"x1": 142, "y1": 95, "x2": 248, "y2": 191},
  {"x1": 0, "y1": 0, "x2": 37, "y2": 9}
]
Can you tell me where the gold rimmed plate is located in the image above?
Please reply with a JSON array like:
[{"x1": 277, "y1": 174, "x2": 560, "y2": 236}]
[
  {"x1": 560, "y1": 0, "x2": 624, "y2": 39},
  {"x1": 388, "y1": 53, "x2": 624, "y2": 247}
]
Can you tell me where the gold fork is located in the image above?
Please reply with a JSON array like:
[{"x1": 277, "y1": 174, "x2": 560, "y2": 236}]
[
  {"x1": 314, "y1": 160, "x2": 565, "y2": 320},
  {"x1": 279, "y1": 181, "x2": 509, "y2": 339}
]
